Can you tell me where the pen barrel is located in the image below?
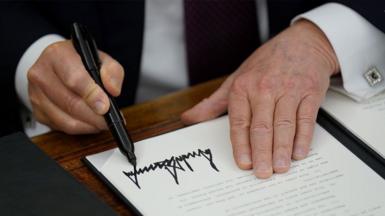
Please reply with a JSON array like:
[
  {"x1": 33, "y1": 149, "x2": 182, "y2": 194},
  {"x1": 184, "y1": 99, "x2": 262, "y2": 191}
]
[
  {"x1": 104, "y1": 98, "x2": 136, "y2": 160},
  {"x1": 71, "y1": 23, "x2": 136, "y2": 164},
  {"x1": 89, "y1": 69, "x2": 104, "y2": 88}
]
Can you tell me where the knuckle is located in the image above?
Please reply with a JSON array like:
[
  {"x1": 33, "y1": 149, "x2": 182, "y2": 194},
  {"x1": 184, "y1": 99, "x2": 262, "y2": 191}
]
[
  {"x1": 27, "y1": 67, "x2": 40, "y2": 84},
  {"x1": 64, "y1": 72, "x2": 80, "y2": 89},
  {"x1": 29, "y1": 94, "x2": 40, "y2": 108},
  {"x1": 65, "y1": 70, "x2": 87, "y2": 90},
  {"x1": 274, "y1": 119, "x2": 295, "y2": 128},
  {"x1": 28, "y1": 86, "x2": 41, "y2": 108},
  {"x1": 297, "y1": 115, "x2": 315, "y2": 125},
  {"x1": 305, "y1": 93, "x2": 322, "y2": 103},
  {"x1": 231, "y1": 76, "x2": 248, "y2": 95},
  {"x1": 302, "y1": 76, "x2": 320, "y2": 92},
  {"x1": 65, "y1": 95, "x2": 83, "y2": 114},
  {"x1": 250, "y1": 121, "x2": 273, "y2": 134},
  {"x1": 256, "y1": 76, "x2": 275, "y2": 92},
  {"x1": 300, "y1": 96, "x2": 321, "y2": 112},
  {"x1": 210, "y1": 96, "x2": 228, "y2": 108},
  {"x1": 275, "y1": 141, "x2": 292, "y2": 152},
  {"x1": 283, "y1": 76, "x2": 297, "y2": 89},
  {"x1": 61, "y1": 120, "x2": 79, "y2": 135},
  {"x1": 83, "y1": 84, "x2": 100, "y2": 102},
  {"x1": 44, "y1": 41, "x2": 63, "y2": 56},
  {"x1": 282, "y1": 93, "x2": 299, "y2": 103},
  {"x1": 253, "y1": 143, "x2": 271, "y2": 154},
  {"x1": 231, "y1": 116, "x2": 250, "y2": 130}
]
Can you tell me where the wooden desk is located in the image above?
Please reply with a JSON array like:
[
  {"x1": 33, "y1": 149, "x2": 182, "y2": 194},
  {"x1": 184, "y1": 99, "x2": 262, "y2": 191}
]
[{"x1": 31, "y1": 77, "x2": 225, "y2": 216}]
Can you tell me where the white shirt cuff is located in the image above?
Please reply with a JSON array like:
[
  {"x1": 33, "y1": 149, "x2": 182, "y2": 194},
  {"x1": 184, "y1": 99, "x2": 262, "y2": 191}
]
[
  {"x1": 292, "y1": 3, "x2": 385, "y2": 101},
  {"x1": 15, "y1": 34, "x2": 65, "y2": 110}
]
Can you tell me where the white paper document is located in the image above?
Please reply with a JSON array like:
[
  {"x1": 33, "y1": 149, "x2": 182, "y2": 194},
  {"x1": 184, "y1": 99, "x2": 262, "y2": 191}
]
[
  {"x1": 322, "y1": 90, "x2": 385, "y2": 158},
  {"x1": 86, "y1": 116, "x2": 385, "y2": 216}
]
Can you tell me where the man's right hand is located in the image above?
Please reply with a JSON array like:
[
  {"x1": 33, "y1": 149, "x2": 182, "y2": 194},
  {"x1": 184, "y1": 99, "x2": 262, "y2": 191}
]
[{"x1": 27, "y1": 40, "x2": 125, "y2": 134}]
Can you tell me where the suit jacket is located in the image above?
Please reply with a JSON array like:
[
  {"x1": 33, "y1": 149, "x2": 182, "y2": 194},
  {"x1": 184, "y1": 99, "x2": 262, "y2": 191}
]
[{"x1": 0, "y1": 0, "x2": 383, "y2": 136}]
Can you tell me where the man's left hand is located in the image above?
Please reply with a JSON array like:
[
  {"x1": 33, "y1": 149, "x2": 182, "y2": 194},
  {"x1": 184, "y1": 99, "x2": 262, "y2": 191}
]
[{"x1": 181, "y1": 20, "x2": 340, "y2": 179}]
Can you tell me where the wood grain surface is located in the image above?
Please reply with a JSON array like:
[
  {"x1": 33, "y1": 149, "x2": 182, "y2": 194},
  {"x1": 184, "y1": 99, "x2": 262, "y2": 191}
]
[{"x1": 31, "y1": 77, "x2": 225, "y2": 216}]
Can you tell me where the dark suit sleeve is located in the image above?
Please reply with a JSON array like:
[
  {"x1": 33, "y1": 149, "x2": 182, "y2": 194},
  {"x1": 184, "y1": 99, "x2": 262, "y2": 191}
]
[
  {"x1": 336, "y1": 1, "x2": 385, "y2": 32},
  {"x1": 0, "y1": 2, "x2": 60, "y2": 135},
  {"x1": 0, "y1": 2, "x2": 60, "y2": 76}
]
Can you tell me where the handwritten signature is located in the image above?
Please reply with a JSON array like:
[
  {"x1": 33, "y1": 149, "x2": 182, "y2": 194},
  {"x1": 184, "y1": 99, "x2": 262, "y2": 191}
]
[{"x1": 122, "y1": 148, "x2": 219, "y2": 189}]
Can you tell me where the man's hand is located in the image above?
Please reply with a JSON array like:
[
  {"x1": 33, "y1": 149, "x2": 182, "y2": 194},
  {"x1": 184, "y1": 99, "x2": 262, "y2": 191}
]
[
  {"x1": 181, "y1": 20, "x2": 340, "y2": 178},
  {"x1": 28, "y1": 40, "x2": 124, "y2": 134}
]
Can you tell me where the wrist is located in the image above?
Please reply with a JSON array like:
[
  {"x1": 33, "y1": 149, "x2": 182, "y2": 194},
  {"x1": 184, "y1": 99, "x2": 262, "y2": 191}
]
[{"x1": 292, "y1": 19, "x2": 340, "y2": 76}]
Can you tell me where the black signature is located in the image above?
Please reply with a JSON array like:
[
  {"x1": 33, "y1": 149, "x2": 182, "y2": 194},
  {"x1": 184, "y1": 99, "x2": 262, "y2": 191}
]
[{"x1": 122, "y1": 148, "x2": 219, "y2": 189}]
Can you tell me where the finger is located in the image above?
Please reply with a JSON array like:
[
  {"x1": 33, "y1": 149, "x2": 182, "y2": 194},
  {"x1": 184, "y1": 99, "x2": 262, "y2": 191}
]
[
  {"x1": 273, "y1": 95, "x2": 300, "y2": 173},
  {"x1": 30, "y1": 65, "x2": 107, "y2": 130},
  {"x1": 29, "y1": 81, "x2": 51, "y2": 125},
  {"x1": 228, "y1": 87, "x2": 252, "y2": 170},
  {"x1": 50, "y1": 44, "x2": 110, "y2": 115},
  {"x1": 99, "y1": 52, "x2": 125, "y2": 97},
  {"x1": 181, "y1": 88, "x2": 228, "y2": 124},
  {"x1": 181, "y1": 74, "x2": 237, "y2": 125},
  {"x1": 250, "y1": 93, "x2": 275, "y2": 179},
  {"x1": 31, "y1": 106, "x2": 51, "y2": 127},
  {"x1": 33, "y1": 85, "x2": 100, "y2": 134},
  {"x1": 293, "y1": 95, "x2": 320, "y2": 160}
]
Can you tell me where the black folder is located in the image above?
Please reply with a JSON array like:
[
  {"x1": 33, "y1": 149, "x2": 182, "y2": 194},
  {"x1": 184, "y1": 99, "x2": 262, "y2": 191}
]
[
  {"x1": 0, "y1": 132, "x2": 117, "y2": 216},
  {"x1": 317, "y1": 109, "x2": 385, "y2": 179}
]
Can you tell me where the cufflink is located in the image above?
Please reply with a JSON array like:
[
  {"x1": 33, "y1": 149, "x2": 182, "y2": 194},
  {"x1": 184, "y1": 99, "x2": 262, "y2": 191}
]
[{"x1": 364, "y1": 66, "x2": 382, "y2": 87}]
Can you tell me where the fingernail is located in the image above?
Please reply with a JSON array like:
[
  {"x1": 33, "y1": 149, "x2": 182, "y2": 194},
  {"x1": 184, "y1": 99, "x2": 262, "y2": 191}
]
[
  {"x1": 239, "y1": 154, "x2": 252, "y2": 165},
  {"x1": 254, "y1": 162, "x2": 272, "y2": 174},
  {"x1": 293, "y1": 148, "x2": 307, "y2": 159},
  {"x1": 110, "y1": 77, "x2": 119, "y2": 88},
  {"x1": 110, "y1": 76, "x2": 122, "y2": 94},
  {"x1": 94, "y1": 100, "x2": 106, "y2": 114},
  {"x1": 274, "y1": 158, "x2": 288, "y2": 169}
]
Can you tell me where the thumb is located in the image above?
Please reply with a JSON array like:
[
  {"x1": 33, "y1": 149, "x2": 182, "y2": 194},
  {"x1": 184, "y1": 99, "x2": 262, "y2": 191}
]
[
  {"x1": 99, "y1": 52, "x2": 125, "y2": 97},
  {"x1": 181, "y1": 77, "x2": 234, "y2": 125}
]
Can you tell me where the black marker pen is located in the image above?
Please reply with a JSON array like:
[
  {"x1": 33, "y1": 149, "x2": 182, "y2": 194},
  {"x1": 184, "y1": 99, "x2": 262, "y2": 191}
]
[{"x1": 71, "y1": 22, "x2": 136, "y2": 166}]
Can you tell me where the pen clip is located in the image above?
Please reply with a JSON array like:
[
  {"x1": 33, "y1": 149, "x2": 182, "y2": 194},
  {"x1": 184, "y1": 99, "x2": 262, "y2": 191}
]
[{"x1": 71, "y1": 22, "x2": 101, "y2": 73}]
